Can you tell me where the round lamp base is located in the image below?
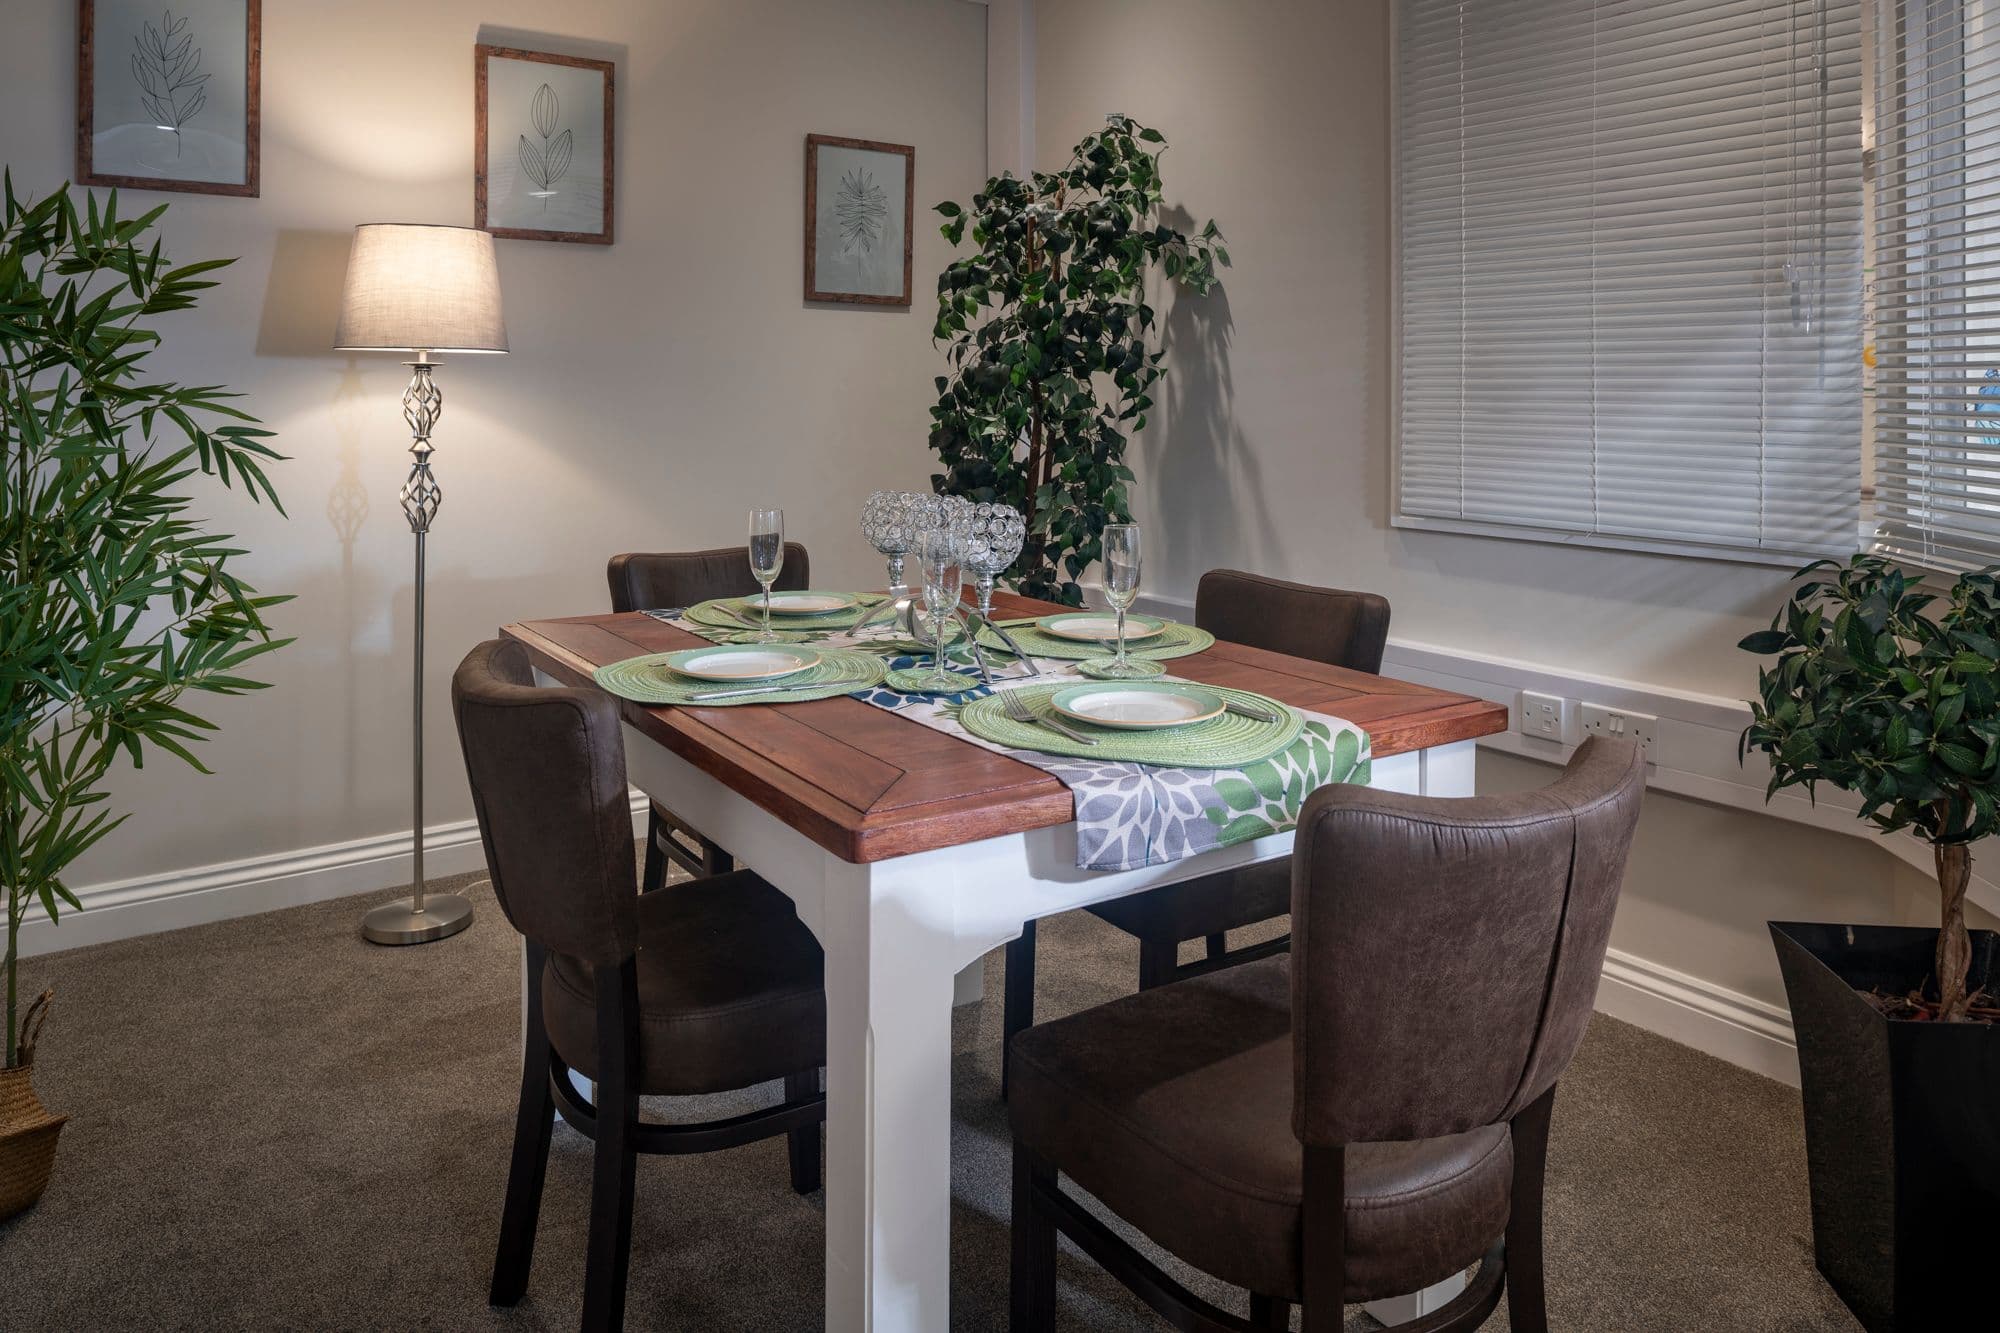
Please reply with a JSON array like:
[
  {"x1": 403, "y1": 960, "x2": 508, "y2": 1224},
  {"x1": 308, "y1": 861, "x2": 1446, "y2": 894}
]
[{"x1": 362, "y1": 893, "x2": 474, "y2": 946}]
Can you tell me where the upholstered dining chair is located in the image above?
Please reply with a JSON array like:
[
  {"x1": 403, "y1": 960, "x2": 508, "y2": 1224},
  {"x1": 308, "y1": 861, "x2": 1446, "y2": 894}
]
[
  {"x1": 1001, "y1": 570, "x2": 1390, "y2": 1094},
  {"x1": 453, "y1": 639, "x2": 827, "y2": 1332},
  {"x1": 1006, "y1": 736, "x2": 1645, "y2": 1332},
  {"x1": 606, "y1": 544, "x2": 810, "y2": 888}
]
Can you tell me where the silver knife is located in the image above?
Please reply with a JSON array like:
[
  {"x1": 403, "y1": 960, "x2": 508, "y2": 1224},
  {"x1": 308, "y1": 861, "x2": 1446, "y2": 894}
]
[
  {"x1": 686, "y1": 681, "x2": 835, "y2": 703},
  {"x1": 1226, "y1": 699, "x2": 1282, "y2": 723},
  {"x1": 974, "y1": 609, "x2": 1041, "y2": 678}
]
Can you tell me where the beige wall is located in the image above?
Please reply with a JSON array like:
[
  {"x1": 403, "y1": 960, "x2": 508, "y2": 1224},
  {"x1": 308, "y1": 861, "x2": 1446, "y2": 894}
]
[
  {"x1": 1032, "y1": 0, "x2": 1992, "y2": 1019},
  {"x1": 0, "y1": 0, "x2": 987, "y2": 886}
]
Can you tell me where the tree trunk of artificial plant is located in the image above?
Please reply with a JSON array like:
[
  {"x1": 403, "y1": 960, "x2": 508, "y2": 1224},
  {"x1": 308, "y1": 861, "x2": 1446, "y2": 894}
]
[{"x1": 1935, "y1": 841, "x2": 1975, "y2": 1022}]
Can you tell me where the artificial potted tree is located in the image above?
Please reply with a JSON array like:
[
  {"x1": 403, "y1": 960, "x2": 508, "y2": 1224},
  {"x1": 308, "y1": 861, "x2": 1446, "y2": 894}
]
[
  {"x1": 1740, "y1": 553, "x2": 2000, "y2": 1332},
  {"x1": 0, "y1": 179, "x2": 288, "y2": 1219},
  {"x1": 926, "y1": 115, "x2": 1226, "y2": 606}
]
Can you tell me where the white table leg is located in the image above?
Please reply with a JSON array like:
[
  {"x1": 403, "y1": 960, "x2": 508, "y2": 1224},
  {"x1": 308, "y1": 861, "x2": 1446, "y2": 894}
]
[{"x1": 818, "y1": 853, "x2": 972, "y2": 1333}]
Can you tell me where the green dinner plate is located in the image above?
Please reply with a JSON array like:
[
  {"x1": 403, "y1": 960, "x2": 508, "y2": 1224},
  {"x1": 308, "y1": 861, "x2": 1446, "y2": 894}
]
[
  {"x1": 1047, "y1": 682, "x2": 1228, "y2": 731},
  {"x1": 1037, "y1": 611, "x2": 1167, "y2": 643},
  {"x1": 733, "y1": 589, "x2": 860, "y2": 617},
  {"x1": 661, "y1": 644, "x2": 821, "y2": 682}
]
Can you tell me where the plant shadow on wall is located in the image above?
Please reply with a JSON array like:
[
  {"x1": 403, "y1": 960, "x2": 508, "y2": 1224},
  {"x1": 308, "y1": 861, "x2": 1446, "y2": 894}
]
[
  {"x1": 1145, "y1": 203, "x2": 1278, "y2": 590},
  {"x1": 926, "y1": 117, "x2": 1228, "y2": 606},
  {"x1": 0, "y1": 180, "x2": 289, "y2": 1212}
]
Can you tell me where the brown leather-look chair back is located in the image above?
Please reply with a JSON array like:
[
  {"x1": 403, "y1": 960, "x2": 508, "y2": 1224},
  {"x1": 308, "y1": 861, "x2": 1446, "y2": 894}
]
[
  {"x1": 1195, "y1": 569, "x2": 1391, "y2": 673},
  {"x1": 607, "y1": 543, "x2": 811, "y2": 613},
  {"x1": 452, "y1": 638, "x2": 638, "y2": 967},
  {"x1": 1290, "y1": 736, "x2": 1644, "y2": 1148}
]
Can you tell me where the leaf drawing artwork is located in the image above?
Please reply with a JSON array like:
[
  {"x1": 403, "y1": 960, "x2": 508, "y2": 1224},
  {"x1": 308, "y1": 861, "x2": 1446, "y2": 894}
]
[
  {"x1": 129, "y1": 9, "x2": 209, "y2": 156},
  {"x1": 517, "y1": 82, "x2": 573, "y2": 210},
  {"x1": 835, "y1": 167, "x2": 889, "y2": 257}
]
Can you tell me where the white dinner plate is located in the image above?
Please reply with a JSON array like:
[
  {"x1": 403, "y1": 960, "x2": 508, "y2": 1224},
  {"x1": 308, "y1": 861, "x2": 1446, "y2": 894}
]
[
  {"x1": 1047, "y1": 683, "x2": 1228, "y2": 730},
  {"x1": 735, "y1": 590, "x2": 859, "y2": 616},
  {"x1": 662, "y1": 645, "x2": 821, "y2": 682},
  {"x1": 1037, "y1": 611, "x2": 1167, "y2": 643}
]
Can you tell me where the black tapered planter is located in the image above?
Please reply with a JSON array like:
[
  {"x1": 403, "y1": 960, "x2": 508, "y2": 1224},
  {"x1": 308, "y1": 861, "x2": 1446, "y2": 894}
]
[{"x1": 1771, "y1": 921, "x2": 2000, "y2": 1333}]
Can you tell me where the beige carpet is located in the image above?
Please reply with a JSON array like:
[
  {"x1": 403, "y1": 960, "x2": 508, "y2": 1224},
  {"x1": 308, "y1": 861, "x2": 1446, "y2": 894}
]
[{"x1": 1, "y1": 869, "x2": 1860, "y2": 1331}]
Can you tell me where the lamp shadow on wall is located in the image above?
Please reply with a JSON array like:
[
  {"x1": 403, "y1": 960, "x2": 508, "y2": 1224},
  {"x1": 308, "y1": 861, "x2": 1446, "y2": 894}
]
[
  {"x1": 256, "y1": 228, "x2": 382, "y2": 827},
  {"x1": 1150, "y1": 206, "x2": 1277, "y2": 586}
]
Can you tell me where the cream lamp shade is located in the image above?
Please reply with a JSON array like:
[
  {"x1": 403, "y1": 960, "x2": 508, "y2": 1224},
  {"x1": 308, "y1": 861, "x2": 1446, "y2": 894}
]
[{"x1": 333, "y1": 224, "x2": 509, "y2": 354}]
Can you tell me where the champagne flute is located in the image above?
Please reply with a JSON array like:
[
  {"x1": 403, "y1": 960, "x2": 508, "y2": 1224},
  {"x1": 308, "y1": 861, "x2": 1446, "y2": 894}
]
[
  {"x1": 747, "y1": 507, "x2": 785, "y2": 642},
  {"x1": 1101, "y1": 523, "x2": 1143, "y2": 677},
  {"x1": 917, "y1": 526, "x2": 964, "y2": 690}
]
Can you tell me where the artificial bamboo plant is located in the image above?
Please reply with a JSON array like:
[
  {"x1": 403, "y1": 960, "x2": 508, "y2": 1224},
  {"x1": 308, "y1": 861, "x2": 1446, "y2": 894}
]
[
  {"x1": 1741, "y1": 554, "x2": 2000, "y2": 1021},
  {"x1": 926, "y1": 116, "x2": 1226, "y2": 605},
  {"x1": 1, "y1": 179, "x2": 289, "y2": 1067}
]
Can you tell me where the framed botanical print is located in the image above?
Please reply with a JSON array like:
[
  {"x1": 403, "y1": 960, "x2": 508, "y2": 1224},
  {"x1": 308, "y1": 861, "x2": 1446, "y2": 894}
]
[
  {"x1": 805, "y1": 133, "x2": 913, "y2": 306},
  {"x1": 475, "y1": 45, "x2": 615, "y2": 245},
  {"x1": 77, "y1": 0, "x2": 262, "y2": 196}
]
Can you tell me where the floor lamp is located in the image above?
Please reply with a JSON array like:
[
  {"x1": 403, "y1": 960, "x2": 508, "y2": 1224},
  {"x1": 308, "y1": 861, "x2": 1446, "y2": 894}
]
[{"x1": 334, "y1": 223, "x2": 509, "y2": 946}]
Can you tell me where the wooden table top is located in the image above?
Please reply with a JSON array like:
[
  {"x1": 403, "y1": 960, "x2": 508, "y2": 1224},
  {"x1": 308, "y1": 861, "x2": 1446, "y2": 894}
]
[{"x1": 501, "y1": 592, "x2": 1508, "y2": 864}]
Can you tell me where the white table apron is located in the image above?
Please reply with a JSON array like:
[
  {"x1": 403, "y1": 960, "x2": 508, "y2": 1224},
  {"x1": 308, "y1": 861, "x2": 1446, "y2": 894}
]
[{"x1": 533, "y1": 668, "x2": 1475, "y2": 1331}]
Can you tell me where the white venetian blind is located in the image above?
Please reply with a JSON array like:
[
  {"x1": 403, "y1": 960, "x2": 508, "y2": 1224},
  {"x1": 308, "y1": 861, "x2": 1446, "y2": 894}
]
[
  {"x1": 1874, "y1": 0, "x2": 2000, "y2": 571},
  {"x1": 1396, "y1": 0, "x2": 1866, "y2": 559}
]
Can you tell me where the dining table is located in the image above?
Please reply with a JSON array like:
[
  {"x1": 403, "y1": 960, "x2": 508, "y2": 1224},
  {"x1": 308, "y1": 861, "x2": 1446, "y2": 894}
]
[{"x1": 501, "y1": 589, "x2": 1510, "y2": 1332}]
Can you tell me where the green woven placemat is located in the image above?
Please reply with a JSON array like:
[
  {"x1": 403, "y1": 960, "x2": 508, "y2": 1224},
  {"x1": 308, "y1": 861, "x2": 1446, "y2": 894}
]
[
  {"x1": 685, "y1": 592, "x2": 887, "y2": 635},
  {"x1": 957, "y1": 683, "x2": 1302, "y2": 767},
  {"x1": 594, "y1": 647, "x2": 886, "y2": 706},
  {"x1": 978, "y1": 619, "x2": 1215, "y2": 662}
]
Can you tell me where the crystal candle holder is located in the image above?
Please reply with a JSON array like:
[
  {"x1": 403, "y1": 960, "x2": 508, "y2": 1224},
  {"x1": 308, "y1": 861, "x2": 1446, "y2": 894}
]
[{"x1": 959, "y1": 502, "x2": 1027, "y2": 618}]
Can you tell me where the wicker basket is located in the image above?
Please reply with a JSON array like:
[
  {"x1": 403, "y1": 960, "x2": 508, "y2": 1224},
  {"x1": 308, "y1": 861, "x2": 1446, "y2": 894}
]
[{"x1": 1, "y1": 991, "x2": 65, "y2": 1222}]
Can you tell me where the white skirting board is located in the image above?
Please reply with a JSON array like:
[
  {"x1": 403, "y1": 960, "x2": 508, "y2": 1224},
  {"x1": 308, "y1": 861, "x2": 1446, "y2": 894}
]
[{"x1": 16, "y1": 795, "x2": 651, "y2": 959}]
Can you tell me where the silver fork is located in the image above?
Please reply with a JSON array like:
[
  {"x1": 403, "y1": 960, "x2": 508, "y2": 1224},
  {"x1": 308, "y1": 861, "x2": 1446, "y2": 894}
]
[{"x1": 1000, "y1": 688, "x2": 1097, "y2": 746}]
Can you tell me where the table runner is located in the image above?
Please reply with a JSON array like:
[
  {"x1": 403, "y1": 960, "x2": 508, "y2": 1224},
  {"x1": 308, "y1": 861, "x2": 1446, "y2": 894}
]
[
  {"x1": 854, "y1": 665, "x2": 1370, "y2": 871},
  {"x1": 643, "y1": 607, "x2": 1372, "y2": 872}
]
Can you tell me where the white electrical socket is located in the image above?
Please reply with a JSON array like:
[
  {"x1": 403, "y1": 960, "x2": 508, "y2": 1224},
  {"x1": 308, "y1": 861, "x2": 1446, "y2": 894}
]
[
  {"x1": 1517, "y1": 690, "x2": 1570, "y2": 742},
  {"x1": 1581, "y1": 703, "x2": 1656, "y2": 757}
]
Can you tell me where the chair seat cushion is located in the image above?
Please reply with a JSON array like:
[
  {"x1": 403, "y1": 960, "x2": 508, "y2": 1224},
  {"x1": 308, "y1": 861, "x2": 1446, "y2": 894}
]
[
  {"x1": 1008, "y1": 956, "x2": 1512, "y2": 1301},
  {"x1": 1086, "y1": 857, "x2": 1292, "y2": 943},
  {"x1": 543, "y1": 870, "x2": 824, "y2": 1096}
]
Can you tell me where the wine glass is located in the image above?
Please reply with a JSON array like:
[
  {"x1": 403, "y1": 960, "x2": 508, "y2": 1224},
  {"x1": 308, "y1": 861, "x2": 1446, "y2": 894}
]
[
  {"x1": 747, "y1": 507, "x2": 785, "y2": 642},
  {"x1": 1099, "y1": 523, "x2": 1144, "y2": 677},
  {"x1": 916, "y1": 526, "x2": 965, "y2": 690}
]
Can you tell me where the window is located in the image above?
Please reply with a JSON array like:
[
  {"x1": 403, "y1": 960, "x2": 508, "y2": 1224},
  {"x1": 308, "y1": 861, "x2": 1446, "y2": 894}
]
[
  {"x1": 1873, "y1": 0, "x2": 2000, "y2": 570},
  {"x1": 1395, "y1": 0, "x2": 1867, "y2": 563}
]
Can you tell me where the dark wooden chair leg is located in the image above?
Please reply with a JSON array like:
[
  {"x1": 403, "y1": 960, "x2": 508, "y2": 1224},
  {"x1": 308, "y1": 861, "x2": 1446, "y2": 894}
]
[
  {"x1": 1205, "y1": 931, "x2": 1228, "y2": 961},
  {"x1": 491, "y1": 943, "x2": 555, "y2": 1307},
  {"x1": 699, "y1": 835, "x2": 734, "y2": 877},
  {"x1": 1137, "y1": 935, "x2": 1179, "y2": 991},
  {"x1": 786, "y1": 1069, "x2": 822, "y2": 1194},
  {"x1": 1002, "y1": 920, "x2": 1036, "y2": 1099},
  {"x1": 1249, "y1": 1292, "x2": 1291, "y2": 1327},
  {"x1": 640, "y1": 809, "x2": 668, "y2": 895},
  {"x1": 582, "y1": 960, "x2": 641, "y2": 1333},
  {"x1": 1010, "y1": 1143, "x2": 1058, "y2": 1332},
  {"x1": 1505, "y1": 1085, "x2": 1557, "y2": 1333},
  {"x1": 1300, "y1": 1144, "x2": 1346, "y2": 1333}
]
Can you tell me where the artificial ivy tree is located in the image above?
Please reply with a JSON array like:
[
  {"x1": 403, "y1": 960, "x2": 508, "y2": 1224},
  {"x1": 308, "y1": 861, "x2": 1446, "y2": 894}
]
[{"x1": 926, "y1": 116, "x2": 1226, "y2": 605}]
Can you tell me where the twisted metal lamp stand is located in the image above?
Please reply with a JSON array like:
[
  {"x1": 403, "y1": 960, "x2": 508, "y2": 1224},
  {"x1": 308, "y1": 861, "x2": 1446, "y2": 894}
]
[{"x1": 362, "y1": 353, "x2": 475, "y2": 946}]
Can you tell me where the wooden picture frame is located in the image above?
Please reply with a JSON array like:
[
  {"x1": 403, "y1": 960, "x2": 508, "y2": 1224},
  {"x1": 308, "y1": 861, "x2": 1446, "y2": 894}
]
[
  {"x1": 475, "y1": 44, "x2": 615, "y2": 245},
  {"x1": 805, "y1": 133, "x2": 914, "y2": 306},
  {"x1": 77, "y1": 0, "x2": 262, "y2": 197}
]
